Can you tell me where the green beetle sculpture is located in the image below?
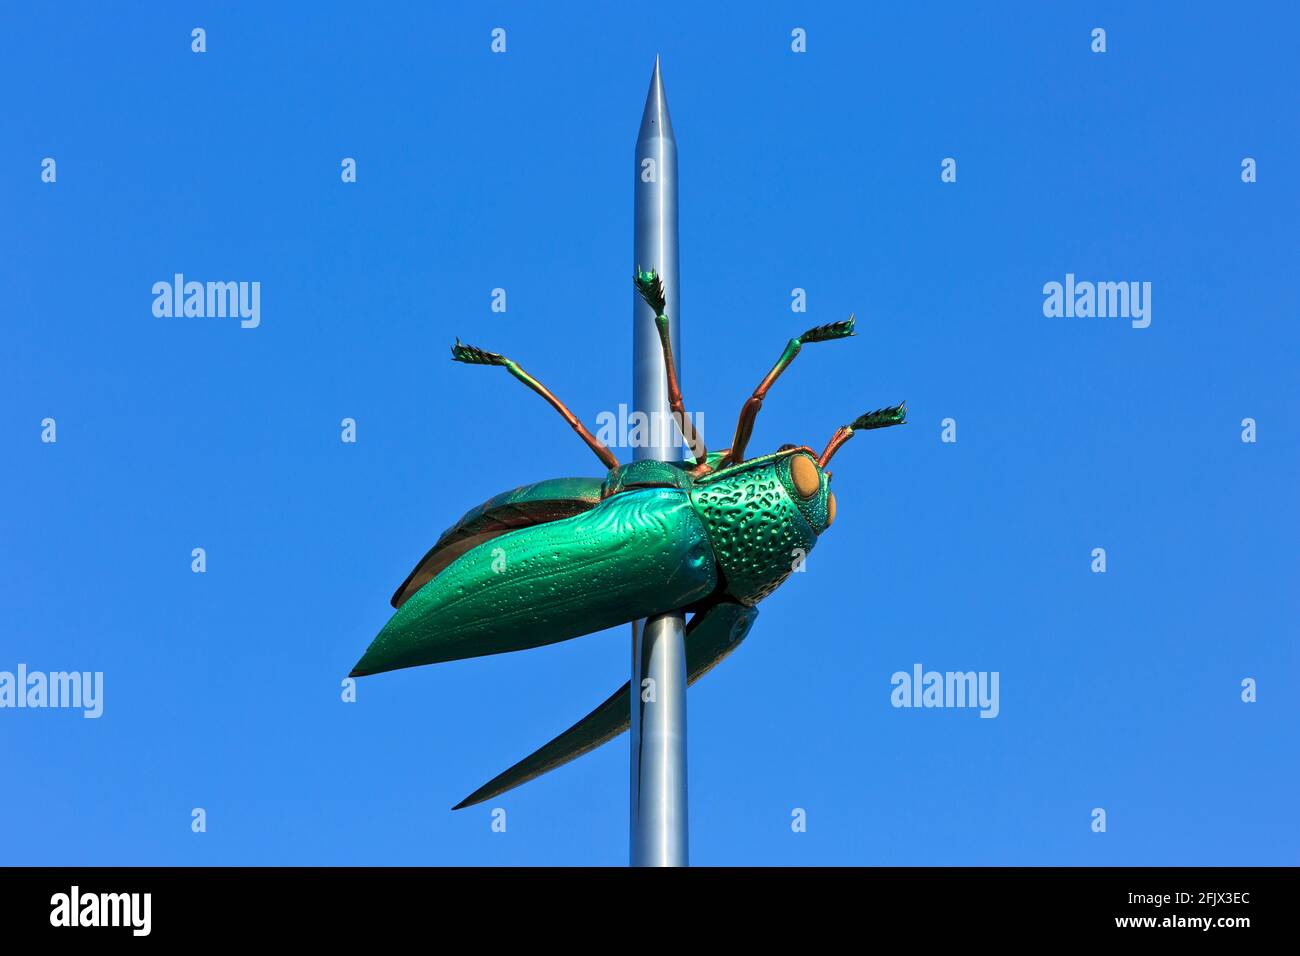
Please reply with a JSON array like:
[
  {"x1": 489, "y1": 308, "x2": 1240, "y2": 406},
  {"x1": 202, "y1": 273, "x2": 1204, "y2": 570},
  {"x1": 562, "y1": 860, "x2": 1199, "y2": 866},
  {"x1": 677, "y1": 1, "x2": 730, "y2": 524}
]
[{"x1": 351, "y1": 268, "x2": 906, "y2": 809}]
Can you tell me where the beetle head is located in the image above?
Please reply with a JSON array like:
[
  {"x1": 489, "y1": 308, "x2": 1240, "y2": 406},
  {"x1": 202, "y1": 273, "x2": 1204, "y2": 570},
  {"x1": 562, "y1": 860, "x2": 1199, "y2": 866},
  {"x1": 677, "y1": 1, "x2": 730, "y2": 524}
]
[
  {"x1": 776, "y1": 447, "x2": 837, "y2": 534},
  {"x1": 771, "y1": 401, "x2": 909, "y2": 533}
]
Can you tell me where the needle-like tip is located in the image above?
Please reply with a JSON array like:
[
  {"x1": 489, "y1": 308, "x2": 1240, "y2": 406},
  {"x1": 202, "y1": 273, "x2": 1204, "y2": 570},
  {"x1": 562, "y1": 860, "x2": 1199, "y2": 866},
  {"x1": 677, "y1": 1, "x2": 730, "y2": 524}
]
[{"x1": 638, "y1": 55, "x2": 674, "y2": 142}]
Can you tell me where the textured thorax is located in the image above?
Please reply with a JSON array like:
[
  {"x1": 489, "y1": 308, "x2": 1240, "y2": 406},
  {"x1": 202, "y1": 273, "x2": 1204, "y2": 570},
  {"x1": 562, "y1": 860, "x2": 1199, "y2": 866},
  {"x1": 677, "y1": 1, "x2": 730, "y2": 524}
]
[{"x1": 689, "y1": 451, "x2": 820, "y2": 606}]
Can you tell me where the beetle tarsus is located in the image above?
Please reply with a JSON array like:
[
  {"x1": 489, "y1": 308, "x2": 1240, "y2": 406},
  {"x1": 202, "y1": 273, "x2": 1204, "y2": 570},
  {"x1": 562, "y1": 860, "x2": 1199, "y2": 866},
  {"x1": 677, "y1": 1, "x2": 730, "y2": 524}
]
[
  {"x1": 799, "y1": 314, "x2": 856, "y2": 343},
  {"x1": 819, "y1": 400, "x2": 908, "y2": 466},
  {"x1": 633, "y1": 266, "x2": 667, "y2": 315},
  {"x1": 849, "y1": 401, "x2": 908, "y2": 431},
  {"x1": 451, "y1": 339, "x2": 507, "y2": 366}
]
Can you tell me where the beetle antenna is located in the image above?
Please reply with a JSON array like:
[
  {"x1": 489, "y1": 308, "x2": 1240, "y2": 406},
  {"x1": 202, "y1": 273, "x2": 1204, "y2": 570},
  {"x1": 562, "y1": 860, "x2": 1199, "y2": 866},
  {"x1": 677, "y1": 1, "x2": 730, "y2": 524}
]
[
  {"x1": 818, "y1": 400, "x2": 907, "y2": 467},
  {"x1": 450, "y1": 338, "x2": 620, "y2": 470},
  {"x1": 723, "y1": 315, "x2": 857, "y2": 466}
]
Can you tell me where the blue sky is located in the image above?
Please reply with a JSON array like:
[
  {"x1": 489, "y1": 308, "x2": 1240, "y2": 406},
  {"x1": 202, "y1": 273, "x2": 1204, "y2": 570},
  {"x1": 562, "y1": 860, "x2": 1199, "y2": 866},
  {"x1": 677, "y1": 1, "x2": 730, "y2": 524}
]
[{"x1": 2, "y1": 2, "x2": 1295, "y2": 865}]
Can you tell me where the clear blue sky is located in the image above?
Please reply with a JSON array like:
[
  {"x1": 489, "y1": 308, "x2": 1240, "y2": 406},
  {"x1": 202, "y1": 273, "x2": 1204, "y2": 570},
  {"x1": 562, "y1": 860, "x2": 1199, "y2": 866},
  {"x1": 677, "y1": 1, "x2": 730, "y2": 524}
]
[{"x1": 2, "y1": 2, "x2": 1295, "y2": 866}]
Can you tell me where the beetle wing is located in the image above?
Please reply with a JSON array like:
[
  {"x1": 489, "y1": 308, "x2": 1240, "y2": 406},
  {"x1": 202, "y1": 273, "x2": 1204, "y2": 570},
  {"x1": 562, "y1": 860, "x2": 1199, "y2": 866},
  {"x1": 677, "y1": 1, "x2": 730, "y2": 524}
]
[
  {"x1": 353, "y1": 488, "x2": 718, "y2": 677},
  {"x1": 451, "y1": 600, "x2": 758, "y2": 809},
  {"x1": 391, "y1": 476, "x2": 605, "y2": 608}
]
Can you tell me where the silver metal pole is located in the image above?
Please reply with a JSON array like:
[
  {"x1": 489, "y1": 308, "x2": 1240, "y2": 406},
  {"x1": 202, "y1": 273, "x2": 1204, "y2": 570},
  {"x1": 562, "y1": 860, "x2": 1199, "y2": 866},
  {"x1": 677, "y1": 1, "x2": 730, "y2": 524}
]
[{"x1": 630, "y1": 55, "x2": 688, "y2": 867}]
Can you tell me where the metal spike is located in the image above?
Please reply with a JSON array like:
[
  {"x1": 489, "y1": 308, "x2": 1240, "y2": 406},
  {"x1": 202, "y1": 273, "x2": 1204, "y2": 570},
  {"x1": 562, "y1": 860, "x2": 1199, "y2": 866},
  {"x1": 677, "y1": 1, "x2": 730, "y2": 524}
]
[{"x1": 631, "y1": 55, "x2": 688, "y2": 868}]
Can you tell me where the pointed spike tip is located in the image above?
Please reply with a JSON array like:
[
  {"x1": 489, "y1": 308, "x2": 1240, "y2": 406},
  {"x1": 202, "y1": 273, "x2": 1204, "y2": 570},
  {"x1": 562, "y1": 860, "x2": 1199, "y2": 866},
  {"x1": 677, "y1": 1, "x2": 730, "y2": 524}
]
[{"x1": 637, "y1": 55, "x2": 674, "y2": 142}]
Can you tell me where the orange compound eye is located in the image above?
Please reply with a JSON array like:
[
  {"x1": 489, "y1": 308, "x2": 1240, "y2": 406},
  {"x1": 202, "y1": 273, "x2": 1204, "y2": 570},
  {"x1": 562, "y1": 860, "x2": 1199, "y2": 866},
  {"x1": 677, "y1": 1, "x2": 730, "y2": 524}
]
[
  {"x1": 790, "y1": 455, "x2": 820, "y2": 498},
  {"x1": 826, "y1": 492, "x2": 837, "y2": 528}
]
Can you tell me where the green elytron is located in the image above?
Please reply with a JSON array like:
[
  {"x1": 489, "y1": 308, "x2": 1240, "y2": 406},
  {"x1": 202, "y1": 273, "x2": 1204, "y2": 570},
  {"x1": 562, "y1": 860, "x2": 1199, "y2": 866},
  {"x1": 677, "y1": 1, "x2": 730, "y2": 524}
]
[{"x1": 351, "y1": 269, "x2": 906, "y2": 808}]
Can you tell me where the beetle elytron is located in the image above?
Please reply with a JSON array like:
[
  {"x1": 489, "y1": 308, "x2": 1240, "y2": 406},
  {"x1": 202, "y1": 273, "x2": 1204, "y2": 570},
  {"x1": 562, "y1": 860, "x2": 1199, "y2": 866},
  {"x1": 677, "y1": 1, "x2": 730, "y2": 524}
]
[{"x1": 350, "y1": 269, "x2": 906, "y2": 808}]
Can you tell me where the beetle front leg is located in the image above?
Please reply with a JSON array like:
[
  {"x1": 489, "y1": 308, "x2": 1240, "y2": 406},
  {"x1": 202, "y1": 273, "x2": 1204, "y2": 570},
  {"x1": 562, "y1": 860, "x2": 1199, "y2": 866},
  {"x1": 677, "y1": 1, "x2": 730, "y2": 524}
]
[{"x1": 723, "y1": 315, "x2": 857, "y2": 465}]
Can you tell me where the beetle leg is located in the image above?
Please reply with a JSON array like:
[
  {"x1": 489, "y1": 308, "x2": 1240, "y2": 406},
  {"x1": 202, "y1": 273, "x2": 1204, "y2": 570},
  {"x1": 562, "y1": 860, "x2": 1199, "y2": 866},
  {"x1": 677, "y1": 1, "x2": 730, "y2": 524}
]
[
  {"x1": 818, "y1": 401, "x2": 908, "y2": 466},
  {"x1": 634, "y1": 267, "x2": 708, "y2": 466},
  {"x1": 451, "y1": 599, "x2": 758, "y2": 809},
  {"x1": 652, "y1": 313, "x2": 708, "y2": 465},
  {"x1": 723, "y1": 315, "x2": 857, "y2": 465},
  {"x1": 451, "y1": 339, "x2": 620, "y2": 470}
]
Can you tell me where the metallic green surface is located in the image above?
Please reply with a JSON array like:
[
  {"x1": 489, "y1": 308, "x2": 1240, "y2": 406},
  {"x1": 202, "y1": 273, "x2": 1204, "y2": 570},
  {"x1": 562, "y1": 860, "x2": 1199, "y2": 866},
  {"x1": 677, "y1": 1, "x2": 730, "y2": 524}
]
[
  {"x1": 352, "y1": 487, "x2": 718, "y2": 676},
  {"x1": 435, "y1": 476, "x2": 605, "y2": 549},
  {"x1": 390, "y1": 476, "x2": 605, "y2": 608},
  {"x1": 633, "y1": 266, "x2": 666, "y2": 315},
  {"x1": 600, "y1": 458, "x2": 692, "y2": 497},
  {"x1": 373, "y1": 449, "x2": 836, "y2": 677},
  {"x1": 690, "y1": 449, "x2": 826, "y2": 606},
  {"x1": 453, "y1": 600, "x2": 759, "y2": 809},
  {"x1": 849, "y1": 402, "x2": 909, "y2": 432}
]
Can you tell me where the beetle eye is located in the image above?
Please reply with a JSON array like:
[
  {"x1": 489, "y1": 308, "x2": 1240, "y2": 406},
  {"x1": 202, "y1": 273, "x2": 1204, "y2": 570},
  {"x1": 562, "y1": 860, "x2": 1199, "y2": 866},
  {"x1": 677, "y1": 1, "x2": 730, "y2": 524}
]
[
  {"x1": 790, "y1": 455, "x2": 820, "y2": 498},
  {"x1": 826, "y1": 492, "x2": 837, "y2": 527}
]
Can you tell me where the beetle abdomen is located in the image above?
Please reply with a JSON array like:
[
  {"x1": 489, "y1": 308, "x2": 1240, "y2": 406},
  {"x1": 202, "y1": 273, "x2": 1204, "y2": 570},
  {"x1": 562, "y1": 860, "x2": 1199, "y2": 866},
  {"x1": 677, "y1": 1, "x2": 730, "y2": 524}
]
[
  {"x1": 352, "y1": 487, "x2": 718, "y2": 676},
  {"x1": 390, "y1": 476, "x2": 605, "y2": 608}
]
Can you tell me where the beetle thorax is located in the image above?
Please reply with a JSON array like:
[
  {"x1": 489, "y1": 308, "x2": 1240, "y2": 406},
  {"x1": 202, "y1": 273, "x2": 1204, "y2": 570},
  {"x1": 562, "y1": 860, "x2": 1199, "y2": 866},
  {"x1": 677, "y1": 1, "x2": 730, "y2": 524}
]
[{"x1": 688, "y1": 457, "x2": 820, "y2": 606}]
